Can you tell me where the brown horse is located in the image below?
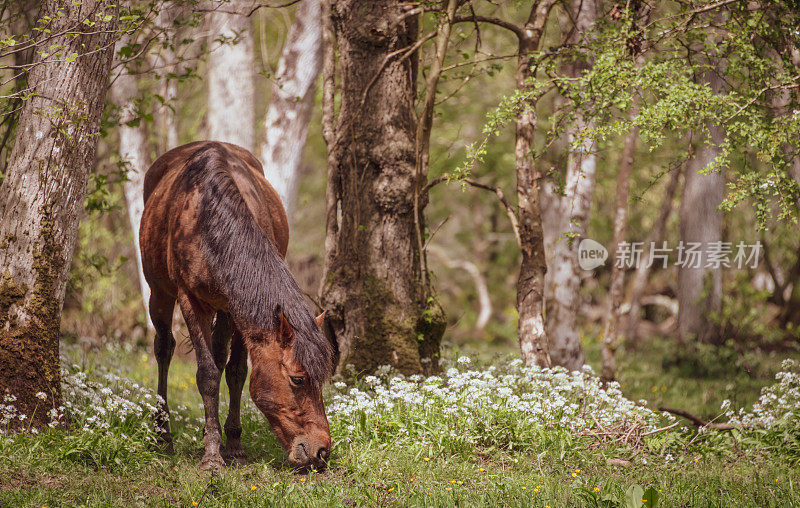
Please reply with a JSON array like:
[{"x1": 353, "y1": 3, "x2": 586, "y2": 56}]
[{"x1": 140, "y1": 141, "x2": 337, "y2": 471}]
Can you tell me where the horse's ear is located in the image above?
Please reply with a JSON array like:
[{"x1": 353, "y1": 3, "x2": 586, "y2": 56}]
[
  {"x1": 321, "y1": 310, "x2": 340, "y2": 373},
  {"x1": 275, "y1": 308, "x2": 294, "y2": 347},
  {"x1": 314, "y1": 311, "x2": 326, "y2": 328}
]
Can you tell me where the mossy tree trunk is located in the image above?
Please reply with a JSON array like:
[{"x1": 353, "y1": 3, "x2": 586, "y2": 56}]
[
  {"x1": 0, "y1": 0, "x2": 117, "y2": 427},
  {"x1": 320, "y1": 0, "x2": 445, "y2": 376}
]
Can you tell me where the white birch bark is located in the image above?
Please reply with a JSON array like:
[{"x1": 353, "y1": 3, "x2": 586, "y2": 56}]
[
  {"x1": 541, "y1": 0, "x2": 600, "y2": 371},
  {"x1": 260, "y1": 0, "x2": 322, "y2": 216},
  {"x1": 206, "y1": 0, "x2": 256, "y2": 151},
  {"x1": 110, "y1": 48, "x2": 153, "y2": 330}
]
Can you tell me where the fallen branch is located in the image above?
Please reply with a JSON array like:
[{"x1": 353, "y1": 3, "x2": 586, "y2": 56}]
[
  {"x1": 640, "y1": 420, "x2": 680, "y2": 436},
  {"x1": 659, "y1": 407, "x2": 735, "y2": 431}
]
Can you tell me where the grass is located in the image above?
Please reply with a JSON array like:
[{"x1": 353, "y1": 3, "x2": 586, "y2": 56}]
[{"x1": 1, "y1": 337, "x2": 799, "y2": 507}]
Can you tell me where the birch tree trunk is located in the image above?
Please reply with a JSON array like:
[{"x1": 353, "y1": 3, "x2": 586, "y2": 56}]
[
  {"x1": 515, "y1": 0, "x2": 558, "y2": 368},
  {"x1": 0, "y1": 0, "x2": 117, "y2": 426},
  {"x1": 260, "y1": 0, "x2": 322, "y2": 216},
  {"x1": 541, "y1": 0, "x2": 600, "y2": 371},
  {"x1": 153, "y1": 6, "x2": 181, "y2": 151},
  {"x1": 206, "y1": 0, "x2": 255, "y2": 151},
  {"x1": 600, "y1": 123, "x2": 637, "y2": 381},
  {"x1": 320, "y1": 0, "x2": 445, "y2": 375},
  {"x1": 110, "y1": 47, "x2": 152, "y2": 331}
]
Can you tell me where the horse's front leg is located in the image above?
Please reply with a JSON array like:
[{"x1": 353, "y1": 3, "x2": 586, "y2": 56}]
[
  {"x1": 178, "y1": 289, "x2": 225, "y2": 472},
  {"x1": 222, "y1": 330, "x2": 248, "y2": 465}
]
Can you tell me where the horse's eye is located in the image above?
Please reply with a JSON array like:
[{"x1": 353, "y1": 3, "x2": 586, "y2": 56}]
[{"x1": 290, "y1": 376, "x2": 305, "y2": 387}]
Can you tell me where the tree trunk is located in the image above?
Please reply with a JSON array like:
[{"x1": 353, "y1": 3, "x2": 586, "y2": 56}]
[
  {"x1": 206, "y1": 0, "x2": 255, "y2": 151},
  {"x1": 515, "y1": 0, "x2": 558, "y2": 368},
  {"x1": 600, "y1": 122, "x2": 638, "y2": 382},
  {"x1": 678, "y1": 124, "x2": 725, "y2": 344},
  {"x1": 624, "y1": 162, "x2": 682, "y2": 343},
  {"x1": 110, "y1": 45, "x2": 153, "y2": 331},
  {"x1": 260, "y1": 0, "x2": 322, "y2": 216},
  {"x1": 541, "y1": 0, "x2": 600, "y2": 371},
  {"x1": 320, "y1": 0, "x2": 445, "y2": 375},
  {"x1": 153, "y1": 6, "x2": 181, "y2": 151},
  {"x1": 0, "y1": 0, "x2": 117, "y2": 426}
]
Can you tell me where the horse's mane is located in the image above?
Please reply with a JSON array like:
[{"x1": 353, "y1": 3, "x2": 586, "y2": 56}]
[{"x1": 180, "y1": 143, "x2": 333, "y2": 387}]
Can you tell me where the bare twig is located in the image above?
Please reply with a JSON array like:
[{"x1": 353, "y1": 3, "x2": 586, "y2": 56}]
[{"x1": 659, "y1": 407, "x2": 736, "y2": 430}]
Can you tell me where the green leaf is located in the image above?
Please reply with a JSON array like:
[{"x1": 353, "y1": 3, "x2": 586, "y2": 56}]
[
  {"x1": 643, "y1": 487, "x2": 659, "y2": 507},
  {"x1": 624, "y1": 484, "x2": 645, "y2": 508}
]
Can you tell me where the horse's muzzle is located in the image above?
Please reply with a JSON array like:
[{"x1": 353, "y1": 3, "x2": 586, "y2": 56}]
[{"x1": 290, "y1": 438, "x2": 329, "y2": 471}]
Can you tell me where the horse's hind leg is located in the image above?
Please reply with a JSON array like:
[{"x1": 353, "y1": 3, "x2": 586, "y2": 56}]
[
  {"x1": 222, "y1": 329, "x2": 248, "y2": 465},
  {"x1": 150, "y1": 287, "x2": 176, "y2": 453},
  {"x1": 178, "y1": 289, "x2": 225, "y2": 472}
]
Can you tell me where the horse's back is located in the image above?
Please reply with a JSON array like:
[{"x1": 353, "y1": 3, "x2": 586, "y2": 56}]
[{"x1": 140, "y1": 141, "x2": 289, "y2": 302}]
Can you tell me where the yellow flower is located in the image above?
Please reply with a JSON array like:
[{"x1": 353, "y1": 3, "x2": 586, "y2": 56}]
[
  {"x1": 594, "y1": 487, "x2": 601, "y2": 492},
  {"x1": 642, "y1": 499, "x2": 647, "y2": 503},
  {"x1": 522, "y1": 486, "x2": 527, "y2": 490},
  {"x1": 457, "y1": 481, "x2": 463, "y2": 485},
  {"x1": 192, "y1": 503, "x2": 198, "y2": 507},
  {"x1": 250, "y1": 485, "x2": 257, "y2": 491},
  {"x1": 388, "y1": 487, "x2": 394, "y2": 492},
  {"x1": 446, "y1": 487, "x2": 452, "y2": 491},
  {"x1": 310, "y1": 482, "x2": 315, "y2": 485},
  {"x1": 424, "y1": 457, "x2": 430, "y2": 462},
  {"x1": 450, "y1": 480, "x2": 457, "y2": 484},
  {"x1": 571, "y1": 472, "x2": 578, "y2": 477},
  {"x1": 575, "y1": 469, "x2": 581, "y2": 473},
  {"x1": 479, "y1": 468, "x2": 486, "y2": 472},
  {"x1": 299, "y1": 478, "x2": 306, "y2": 482},
  {"x1": 410, "y1": 477, "x2": 415, "y2": 482}
]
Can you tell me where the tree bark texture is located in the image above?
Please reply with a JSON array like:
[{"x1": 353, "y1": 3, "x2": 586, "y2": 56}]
[
  {"x1": 677, "y1": 125, "x2": 725, "y2": 344},
  {"x1": 320, "y1": 0, "x2": 445, "y2": 376},
  {"x1": 260, "y1": 0, "x2": 322, "y2": 217},
  {"x1": 110, "y1": 46, "x2": 153, "y2": 331},
  {"x1": 515, "y1": 0, "x2": 558, "y2": 368},
  {"x1": 0, "y1": 0, "x2": 117, "y2": 426},
  {"x1": 206, "y1": 0, "x2": 255, "y2": 151},
  {"x1": 600, "y1": 122, "x2": 638, "y2": 382},
  {"x1": 540, "y1": 0, "x2": 600, "y2": 371}
]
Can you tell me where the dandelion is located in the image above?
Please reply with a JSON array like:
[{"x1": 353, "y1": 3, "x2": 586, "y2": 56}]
[
  {"x1": 251, "y1": 485, "x2": 257, "y2": 491},
  {"x1": 593, "y1": 487, "x2": 600, "y2": 492},
  {"x1": 446, "y1": 487, "x2": 452, "y2": 491},
  {"x1": 299, "y1": 478, "x2": 306, "y2": 482},
  {"x1": 387, "y1": 487, "x2": 394, "y2": 492},
  {"x1": 192, "y1": 503, "x2": 198, "y2": 507},
  {"x1": 478, "y1": 468, "x2": 485, "y2": 472},
  {"x1": 423, "y1": 457, "x2": 430, "y2": 462}
]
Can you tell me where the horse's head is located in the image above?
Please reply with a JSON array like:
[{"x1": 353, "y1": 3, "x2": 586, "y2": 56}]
[{"x1": 246, "y1": 310, "x2": 335, "y2": 470}]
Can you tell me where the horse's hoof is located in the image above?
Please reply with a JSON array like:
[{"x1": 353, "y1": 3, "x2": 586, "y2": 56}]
[
  {"x1": 222, "y1": 447, "x2": 247, "y2": 467},
  {"x1": 199, "y1": 454, "x2": 226, "y2": 472}
]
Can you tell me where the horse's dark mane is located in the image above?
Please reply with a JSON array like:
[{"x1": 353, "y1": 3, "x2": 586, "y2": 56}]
[{"x1": 180, "y1": 143, "x2": 333, "y2": 386}]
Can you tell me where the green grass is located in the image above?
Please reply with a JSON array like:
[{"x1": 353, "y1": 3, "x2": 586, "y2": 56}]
[{"x1": 1, "y1": 339, "x2": 799, "y2": 507}]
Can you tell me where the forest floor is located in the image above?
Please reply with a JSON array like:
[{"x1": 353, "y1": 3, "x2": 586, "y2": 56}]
[{"x1": 1, "y1": 335, "x2": 799, "y2": 507}]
